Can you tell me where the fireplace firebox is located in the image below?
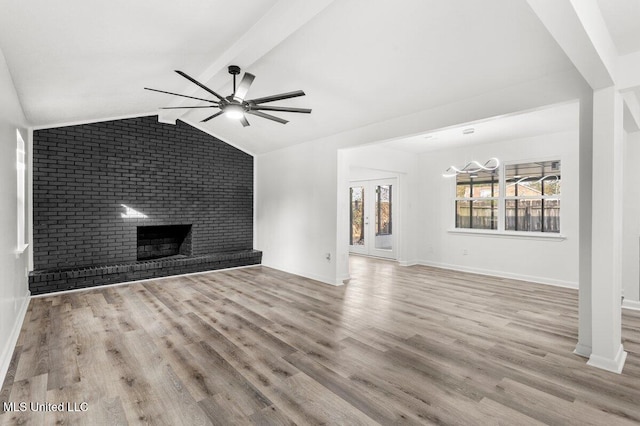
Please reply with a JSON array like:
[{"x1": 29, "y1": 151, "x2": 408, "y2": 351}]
[{"x1": 137, "y1": 225, "x2": 192, "y2": 261}]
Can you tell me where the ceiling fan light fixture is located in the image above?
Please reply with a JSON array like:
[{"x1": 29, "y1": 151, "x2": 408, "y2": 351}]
[
  {"x1": 224, "y1": 104, "x2": 245, "y2": 120},
  {"x1": 146, "y1": 65, "x2": 311, "y2": 126}
]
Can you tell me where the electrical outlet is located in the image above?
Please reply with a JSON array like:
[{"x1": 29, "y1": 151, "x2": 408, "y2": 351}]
[
  {"x1": 462, "y1": 249, "x2": 468, "y2": 256},
  {"x1": 325, "y1": 252, "x2": 331, "y2": 262}
]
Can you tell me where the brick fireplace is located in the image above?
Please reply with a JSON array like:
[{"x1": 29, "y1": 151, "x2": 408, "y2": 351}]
[{"x1": 30, "y1": 116, "x2": 261, "y2": 294}]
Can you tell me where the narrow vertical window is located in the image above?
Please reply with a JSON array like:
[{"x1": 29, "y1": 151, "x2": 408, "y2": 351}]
[
  {"x1": 16, "y1": 130, "x2": 26, "y2": 250},
  {"x1": 349, "y1": 186, "x2": 364, "y2": 246}
]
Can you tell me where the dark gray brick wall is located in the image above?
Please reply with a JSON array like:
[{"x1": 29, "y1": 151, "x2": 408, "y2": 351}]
[{"x1": 33, "y1": 116, "x2": 254, "y2": 270}]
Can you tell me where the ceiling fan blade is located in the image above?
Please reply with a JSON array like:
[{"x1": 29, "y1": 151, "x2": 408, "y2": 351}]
[
  {"x1": 252, "y1": 105, "x2": 311, "y2": 114},
  {"x1": 159, "y1": 105, "x2": 218, "y2": 109},
  {"x1": 175, "y1": 70, "x2": 225, "y2": 102},
  {"x1": 144, "y1": 87, "x2": 218, "y2": 104},
  {"x1": 201, "y1": 111, "x2": 224, "y2": 123},
  {"x1": 233, "y1": 73, "x2": 255, "y2": 102},
  {"x1": 247, "y1": 90, "x2": 305, "y2": 105},
  {"x1": 247, "y1": 110, "x2": 289, "y2": 124},
  {"x1": 240, "y1": 115, "x2": 250, "y2": 127}
]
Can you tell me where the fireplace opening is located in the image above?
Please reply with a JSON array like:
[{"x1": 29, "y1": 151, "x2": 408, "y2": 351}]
[{"x1": 137, "y1": 225, "x2": 192, "y2": 261}]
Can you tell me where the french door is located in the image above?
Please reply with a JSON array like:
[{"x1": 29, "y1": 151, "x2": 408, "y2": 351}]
[{"x1": 349, "y1": 178, "x2": 397, "y2": 259}]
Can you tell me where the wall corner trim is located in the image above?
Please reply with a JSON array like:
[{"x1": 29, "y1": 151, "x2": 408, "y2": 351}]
[
  {"x1": 157, "y1": 115, "x2": 177, "y2": 125},
  {"x1": 622, "y1": 299, "x2": 640, "y2": 311},
  {"x1": 573, "y1": 343, "x2": 592, "y2": 358},
  {"x1": 587, "y1": 345, "x2": 627, "y2": 374},
  {"x1": 0, "y1": 293, "x2": 30, "y2": 389}
]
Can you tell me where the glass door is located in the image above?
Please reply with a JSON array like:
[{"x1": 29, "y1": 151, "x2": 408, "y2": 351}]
[
  {"x1": 373, "y1": 182, "x2": 393, "y2": 254},
  {"x1": 349, "y1": 185, "x2": 367, "y2": 255},
  {"x1": 349, "y1": 178, "x2": 397, "y2": 259}
]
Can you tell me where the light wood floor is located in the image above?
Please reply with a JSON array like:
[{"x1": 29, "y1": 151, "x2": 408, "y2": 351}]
[{"x1": 2, "y1": 256, "x2": 640, "y2": 425}]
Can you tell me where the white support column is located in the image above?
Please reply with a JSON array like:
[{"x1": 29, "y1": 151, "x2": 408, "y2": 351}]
[
  {"x1": 575, "y1": 91, "x2": 593, "y2": 358},
  {"x1": 588, "y1": 86, "x2": 627, "y2": 373}
]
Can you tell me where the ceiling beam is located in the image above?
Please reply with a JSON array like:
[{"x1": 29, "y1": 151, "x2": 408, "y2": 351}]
[
  {"x1": 617, "y1": 51, "x2": 640, "y2": 92},
  {"x1": 622, "y1": 91, "x2": 640, "y2": 133},
  {"x1": 526, "y1": 0, "x2": 617, "y2": 90},
  {"x1": 159, "y1": 0, "x2": 335, "y2": 124}
]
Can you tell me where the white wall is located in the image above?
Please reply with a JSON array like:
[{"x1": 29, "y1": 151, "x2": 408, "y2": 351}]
[
  {"x1": 622, "y1": 131, "x2": 640, "y2": 302},
  {"x1": 417, "y1": 130, "x2": 580, "y2": 287},
  {"x1": 256, "y1": 140, "x2": 340, "y2": 284},
  {"x1": 257, "y1": 69, "x2": 590, "y2": 288},
  {"x1": 256, "y1": 141, "x2": 421, "y2": 286},
  {"x1": 0, "y1": 47, "x2": 30, "y2": 386}
]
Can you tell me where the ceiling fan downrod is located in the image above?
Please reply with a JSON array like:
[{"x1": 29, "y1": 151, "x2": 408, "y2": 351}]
[{"x1": 228, "y1": 65, "x2": 241, "y2": 95}]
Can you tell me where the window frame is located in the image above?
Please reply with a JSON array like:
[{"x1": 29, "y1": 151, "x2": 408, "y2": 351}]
[
  {"x1": 504, "y1": 160, "x2": 561, "y2": 233},
  {"x1": 450, "y1": 156, "x2": 564, "y2": 238},
  {"x1": 454, "y1": 170, "x2": 499, "y2": 230},
  {"x1": 16, "y1": 129, "x2": 28, "y2": 253},
  {"x1": 375, "y1": 184, "x2": 392, "y2": 236}
]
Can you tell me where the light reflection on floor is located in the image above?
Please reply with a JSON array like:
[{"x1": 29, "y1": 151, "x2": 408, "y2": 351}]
[{"x1": 342, "y1": 255, "x2": 397, "y2": 322}]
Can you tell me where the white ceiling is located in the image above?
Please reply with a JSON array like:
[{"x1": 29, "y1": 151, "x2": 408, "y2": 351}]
[
  {"x1": 0, "y1": 0, "x2": 278, "y2": 125},
  {"x1": 186, "y1": 0, "x2": 578, "y2": 154},
  {"x1": 0, "y1": 1, "x2": 636, "y2": 154},
  {"x1": 597, "y1": 0, "x2": 640, "y2": 56},
  {"x1": 380, "y1": 102, "x2": 578, "y2": 153}
]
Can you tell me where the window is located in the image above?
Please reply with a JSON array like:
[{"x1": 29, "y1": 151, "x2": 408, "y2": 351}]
[
  {"x1": 455, "y1": 169, "x2": 498, "y2": 230},
  {"x1": 16, "y1": 130, "x2": 27, "y2": 251},
  {"x1": 349, "y1": 186, "x2": 364, "y2": 245},
  {"x1": 375, "y1": 184, "x2": 392, "y2": 236},
  {"x1": 505, "y1": 161, "x2": 560, "y2": 233},
  {"x1": 453, "y1": 159, "x2": 561, "y2": 234}
]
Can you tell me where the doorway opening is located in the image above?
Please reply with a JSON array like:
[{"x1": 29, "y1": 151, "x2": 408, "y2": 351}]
[{"x1": 349, "y1": 178, "x2": 397, "y2": 259}]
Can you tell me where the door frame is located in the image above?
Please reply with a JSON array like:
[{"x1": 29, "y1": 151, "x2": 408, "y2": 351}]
[{"x1": 349, "y1": 178, "x2": 398, "y2": 260}]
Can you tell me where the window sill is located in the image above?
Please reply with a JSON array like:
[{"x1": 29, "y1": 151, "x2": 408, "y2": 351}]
[{"x1": 447, "y1": 229, "x2": 566, "y2": 241}]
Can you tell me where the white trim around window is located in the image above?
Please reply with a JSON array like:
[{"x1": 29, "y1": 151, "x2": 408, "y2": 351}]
[
  {"x1": 16, "y1": 129, "x2": 28, "y2": 255},
  {"x1": 450, "y1": 155, "x2": 564, "y2": 238}
]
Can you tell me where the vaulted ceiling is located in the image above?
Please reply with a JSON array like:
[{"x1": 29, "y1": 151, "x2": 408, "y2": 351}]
[{"x1": 0, "y1": 0, "x2": 638, "y2": 154}]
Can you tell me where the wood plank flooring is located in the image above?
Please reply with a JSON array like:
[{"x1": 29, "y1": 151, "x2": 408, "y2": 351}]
[{"x1": 2, "y1": 255, "x2": 640, "y2": 425}]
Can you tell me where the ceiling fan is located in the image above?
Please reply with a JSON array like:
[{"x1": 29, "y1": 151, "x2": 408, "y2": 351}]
[{"x1": 145, "y1": 65, "x2": 311, "y2": 126}]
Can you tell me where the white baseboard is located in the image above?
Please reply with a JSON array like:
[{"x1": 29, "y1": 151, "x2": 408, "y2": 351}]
[
  {"x1": 573, "y1": 342, "x2": 591, "y2": 358},
  {"x1": 622, "y1": 299, "x2": 640, "y2": 311},
  {"x1": 339, "y1": 273, "x2": 351, "y2": 284},
  {"x1": 398, "y1": 260, "x2": 419, "y2": 267},
  {"x1": 261, "y1": 262, "x2": 344, "y2": 287},
  {"x1": 587, "y1": 344, "x2": 627, "y2": 374},
  {"x1": 0, "y1": 293, "x2": 30, "y2": 389},
  {"x1": 415, "y1": 260, "x2": 579, "y2": 289}
]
